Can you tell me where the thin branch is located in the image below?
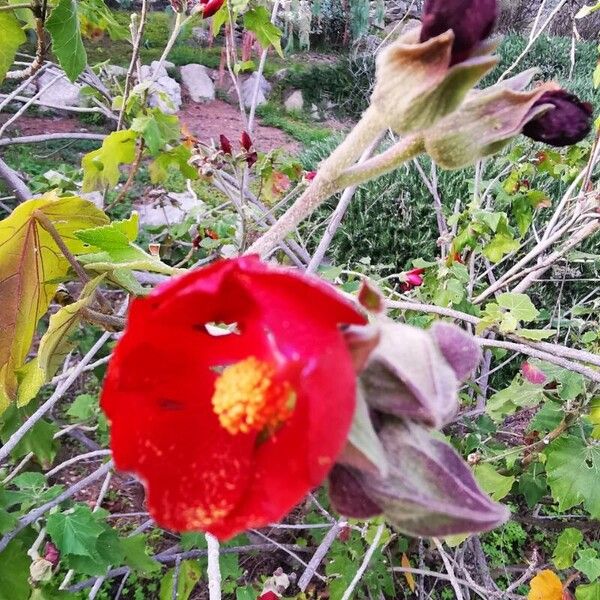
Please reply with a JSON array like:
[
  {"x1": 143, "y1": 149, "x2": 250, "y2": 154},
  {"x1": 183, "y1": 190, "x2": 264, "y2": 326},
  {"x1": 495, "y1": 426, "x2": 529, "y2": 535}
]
[
  {"x1": 340, "y1": 523, "x2": 384, "y2": 600},
  {"x1": 0, "y1": 133, "x2": 106, "y2": 147},
  {"x1": 206, "y1": 533, "x2": 222, "y2": 600},
  {"x1": 0, "y1": 330, "x2": 113, "y2": 464},
  {"x1": 298, "y1": 520, "x2": 346, "y2": 591},
  {"x1": 0, "y1": 157, "x2": 32, "y2": 202}
]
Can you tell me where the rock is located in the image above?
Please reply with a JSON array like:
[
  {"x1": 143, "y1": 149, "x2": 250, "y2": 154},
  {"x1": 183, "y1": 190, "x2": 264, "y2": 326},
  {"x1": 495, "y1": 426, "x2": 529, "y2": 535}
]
[
  {"x1": 241, "y1": 72, "x2": 271, "y2": 108},
  {"x1": 103, "y1": 64, "x2": 128, "y2": 78},
  {"x1": 136, "y1": 191, "x2": 204, "y2": 228},
  {"x1": 192, "y1": 26, "x2": 212, "y2": 46},
  {"x1": 271, "y1": 68, "x2": 289, "y2": 83},
  {"x1": 36, "y1": 71, "x2": 82, "y2": 110},
  {"x1": 139, "y1": 63, "x2": 182, "y2": 114},
  {"x1": 180, "y1": 64, "x2": 215, "y2": 102},
  {"x1": 284, "y1": 89, "x2": 304, "y2": 112}
]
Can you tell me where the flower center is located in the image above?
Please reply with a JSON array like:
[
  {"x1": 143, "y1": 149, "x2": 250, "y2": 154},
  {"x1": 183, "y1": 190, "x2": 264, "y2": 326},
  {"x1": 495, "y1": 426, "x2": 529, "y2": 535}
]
[{"x1": 211, "y1": 357, "x2": 296, "y2": 435}]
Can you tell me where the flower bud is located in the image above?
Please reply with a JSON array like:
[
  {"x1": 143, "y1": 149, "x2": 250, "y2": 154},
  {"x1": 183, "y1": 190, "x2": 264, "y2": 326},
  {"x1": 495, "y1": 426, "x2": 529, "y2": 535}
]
[
  {"x1": 240, "y1": 130, "x2": 253, "y2": 151},
  {"x1": 198, "y1": 0, "x2": 225, "y2": 18},
  {"x1": 522, "y1": 90, "x2": 593, "y2": 147},
  {"x1": 424, "y1": 71, "x2": 559, "y2": 169},
  {"x1": 371, "y1": 26, "x2": 497, "y2": 134},
  {"x1": 351, "y1": 421, "x2": 510, "y2": 537},
  {"x1": 421, "y1": 0, "x2": 498, "y2": 65},
  {"x1": 219, "y1": 134, "x2": 232, "y2": 155},
  {"x1": 360, "y1": 322, "x2": 466, "y2": 428}
]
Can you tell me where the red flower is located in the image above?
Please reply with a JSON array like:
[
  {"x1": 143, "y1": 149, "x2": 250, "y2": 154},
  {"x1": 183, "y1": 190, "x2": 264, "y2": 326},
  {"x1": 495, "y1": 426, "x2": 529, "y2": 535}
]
[
  {"x1": 198, "y1": 0, "x2": 225, "y2": 18},
  {"x1": 101, "y1": 256, "x2": 364, "y2": 540},
  {"x1": 305, "y1": 171, "x2": 317, "y2": 182},
  {"x1": 400, "y1": 268, "x2": 426, "y2": 292}
]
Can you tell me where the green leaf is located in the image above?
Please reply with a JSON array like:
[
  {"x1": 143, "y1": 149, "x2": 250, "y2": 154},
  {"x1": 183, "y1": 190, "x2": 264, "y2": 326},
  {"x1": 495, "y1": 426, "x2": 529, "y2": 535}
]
[
  {"x1": 121, "y1": 535, "x2": 161, "y2": 574},
  {"x1": 45, "y1": 0, "x2": 87, "y2": 82},
  {"x1": 0, "y1": 540, "x2": 30, "y2": 600},
  {"x1": 235, "y1": 587, "x2": 257, "y2": 600},
  {"x1": 0, "y1": 508, "x2": 17, "y2": 534},
  {"x1": 529, "y1": 401, "x2": 563, "y2": 433},
  {"x1": 518, "y1": 329, "x2": 556, "y2": 341},
  {"x1": 17, "y1": 276, "x2": 104, "y2": 406},
  {"x1": 577, "y1": 582, "x2": 600, "y2": 600},
  {"x1": 180, "y1": 532, "x2": 206, "y2": 551},
  {"x1": 553, "y1": 528, "x2": 583, "y2": 570},
  {"x1": 243, "y1": 7, "x2": 283, "y2": 57},
  {"x1": 131, "y1": 109, "x2": 181, "y2": 156},
  {"x1": 149, "y1": 145, "x2": 197, "y2": 184},
  {"x1": 0, "y1": 12, "x2": 26, "y2": 85},
  {"x1": 211, "y1": 0, "x2": 229, "y2": 35},
  {"x1": 76, "y1": 213, "x2": 176, "y2": 275},
  {"x1": 47, "y1": 505, "x2": 106, "y2": 557},
  {"x1": 66, "y1": 393, "x2": 98, "y2": 422},
  {"x1": 159, "y1": 560, "x2": 201, "y2": 600},
  {"x1": 576, "y1": 549, "x2": 600, "y2": 582},
  {"x1": 519, "y1": 463, "x2": 547, "y2": 508},
  {"x1": 545, "y1": 436, "x2": 600, "y2": 518},
  {"x1": 482, "y1": 233, "x2": 519, "y2": 263},
  {"x1": 82, "y1": 130, "x2": 137, "y2": 192},
  {"x1": 497, "y1": 293, "x2": 539, "y2": 323},
  {"x1": 473, "y1": 464, "x2": 515, "y2": 501},
  {"x1": 0, "y1": 193, "x2": 108, "y2": 412},
  {"x1": 487, "y1": 379, "x2": 546, "y2": 421}
]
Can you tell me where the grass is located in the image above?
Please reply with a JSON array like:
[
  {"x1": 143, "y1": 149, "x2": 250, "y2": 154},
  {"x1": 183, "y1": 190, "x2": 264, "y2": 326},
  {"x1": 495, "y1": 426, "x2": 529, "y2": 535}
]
[{"x1": 256, "y1": 102, "x2": 333, "y2": 145}]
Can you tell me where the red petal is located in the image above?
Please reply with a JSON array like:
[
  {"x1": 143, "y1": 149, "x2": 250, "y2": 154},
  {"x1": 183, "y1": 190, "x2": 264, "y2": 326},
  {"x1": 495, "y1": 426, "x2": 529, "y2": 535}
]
[{"x1": 101, "y1": 257, "x2": 365, "y2": 538}]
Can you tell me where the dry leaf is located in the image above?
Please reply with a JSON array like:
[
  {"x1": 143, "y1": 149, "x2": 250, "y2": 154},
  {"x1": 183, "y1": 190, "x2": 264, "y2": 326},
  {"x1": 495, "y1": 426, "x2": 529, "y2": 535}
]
[
  {"x1": 528, "y1": 570, "x2": 563, "y2": 600},
  {"x1": 402, "y1": 553, "x2": 416, "y2": 592}
]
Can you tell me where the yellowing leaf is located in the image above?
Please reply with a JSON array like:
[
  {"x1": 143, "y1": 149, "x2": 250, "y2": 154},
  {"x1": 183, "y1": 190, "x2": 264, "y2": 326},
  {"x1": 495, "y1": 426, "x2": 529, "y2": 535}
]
[
  {"x1": 401, "y1": 553, "x2": 416, "y2": 592},
  {"x1": 528, "y1": 570, "x2": 564, "y2": 600},
  {"x1": 0, "y1": 194, "x2": 108, "y2": 411},
  {"x1": 82, "y1": 130, "x2": 137, "y2": 192},
  {"x1": 17, "y1": 276, "x2": 105, "y2": 407}
]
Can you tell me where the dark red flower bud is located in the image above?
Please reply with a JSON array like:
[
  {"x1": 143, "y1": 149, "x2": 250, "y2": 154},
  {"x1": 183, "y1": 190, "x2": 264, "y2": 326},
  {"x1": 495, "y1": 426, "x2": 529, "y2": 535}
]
[
  {"x1": 420, "y1": 0, "x2": 497, "y2": 65},
  {"x1": 240, "y1": 130, "x2": 253, "y2": 151},
  {"x1": 44, "y1": 542, "x2": 60, "y2": 567},
  {"x1": 245, "y1": 150, "x2": 258, "y2": 168},
  {"x1": 305, "y1": 170, "x2": 317, "y2": 182},
  {"x1": 259, "y1": 592, "x2": 279, "y2": 600},
  {"x1": 219, "y1": 134, "x2": 232, "y2": 155},
  {"x1": 199, "y1": 0, "x2": 225, "y2": 18},
  {"x1": 522, "y1": 90, "x2": 593, "y2": 147}
]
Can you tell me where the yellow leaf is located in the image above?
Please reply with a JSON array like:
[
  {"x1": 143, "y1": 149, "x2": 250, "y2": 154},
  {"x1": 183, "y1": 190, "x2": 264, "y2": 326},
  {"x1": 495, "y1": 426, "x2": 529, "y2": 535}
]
[
  {"x1": 0, "y1": 193, "x2": 108, "y2": 411},
  {"x1": 401, "y1": 553, "x2": 416, "y2": 592},
  {"x1": 17, "y1": 276, "x2": 105, "y2": 407},
  {"x1": 528, "y1": 570, "x2": 563, "y2": 600}
]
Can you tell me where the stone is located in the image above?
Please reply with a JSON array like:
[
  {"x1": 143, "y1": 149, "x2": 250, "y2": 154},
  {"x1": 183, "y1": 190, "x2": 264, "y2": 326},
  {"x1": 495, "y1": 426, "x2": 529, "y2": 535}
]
[
  {"x1": 192, "y1": 26, "x2": 212, "y2": 46},
  {"x1": 136, "y1": 191, "x2": 205, "y2": 228},
  {"x1": 180, "y1": 64, "x2": 215, "y2": 102},
  {"x1": 271, "y1": 68, "x2": 289, "y2": 83},
  {"x1": 284, "y1": 89, "x2": 304, "y2": 112},
  {"x1": 241, "y1": 72, "x2": 271, "y2": 108},
  {"x1": 36, "y1": 71, "x2": 82, "y2": 110},
  {"x1": 103, "y1": 64, "x2": 128, "y2": 78},
  {"x1": 139, "y1": 63, "x2": 182, "y2": 114}
]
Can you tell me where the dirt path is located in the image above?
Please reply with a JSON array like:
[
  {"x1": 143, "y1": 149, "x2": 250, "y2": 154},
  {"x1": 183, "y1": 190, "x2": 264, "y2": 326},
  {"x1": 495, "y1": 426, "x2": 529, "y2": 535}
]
[
  {"x1": 1, "y1": 100, "x2": 300, "y2": 155},
  {"x1": 179, "y1": 98, "x2": 300, "y2": 154}
]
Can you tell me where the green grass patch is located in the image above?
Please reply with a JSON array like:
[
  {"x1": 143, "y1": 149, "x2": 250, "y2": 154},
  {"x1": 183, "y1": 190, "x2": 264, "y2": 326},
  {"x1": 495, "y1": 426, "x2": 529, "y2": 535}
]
[{"x1": 256, "y1": 102, "x2": 332, "y2": 145}]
